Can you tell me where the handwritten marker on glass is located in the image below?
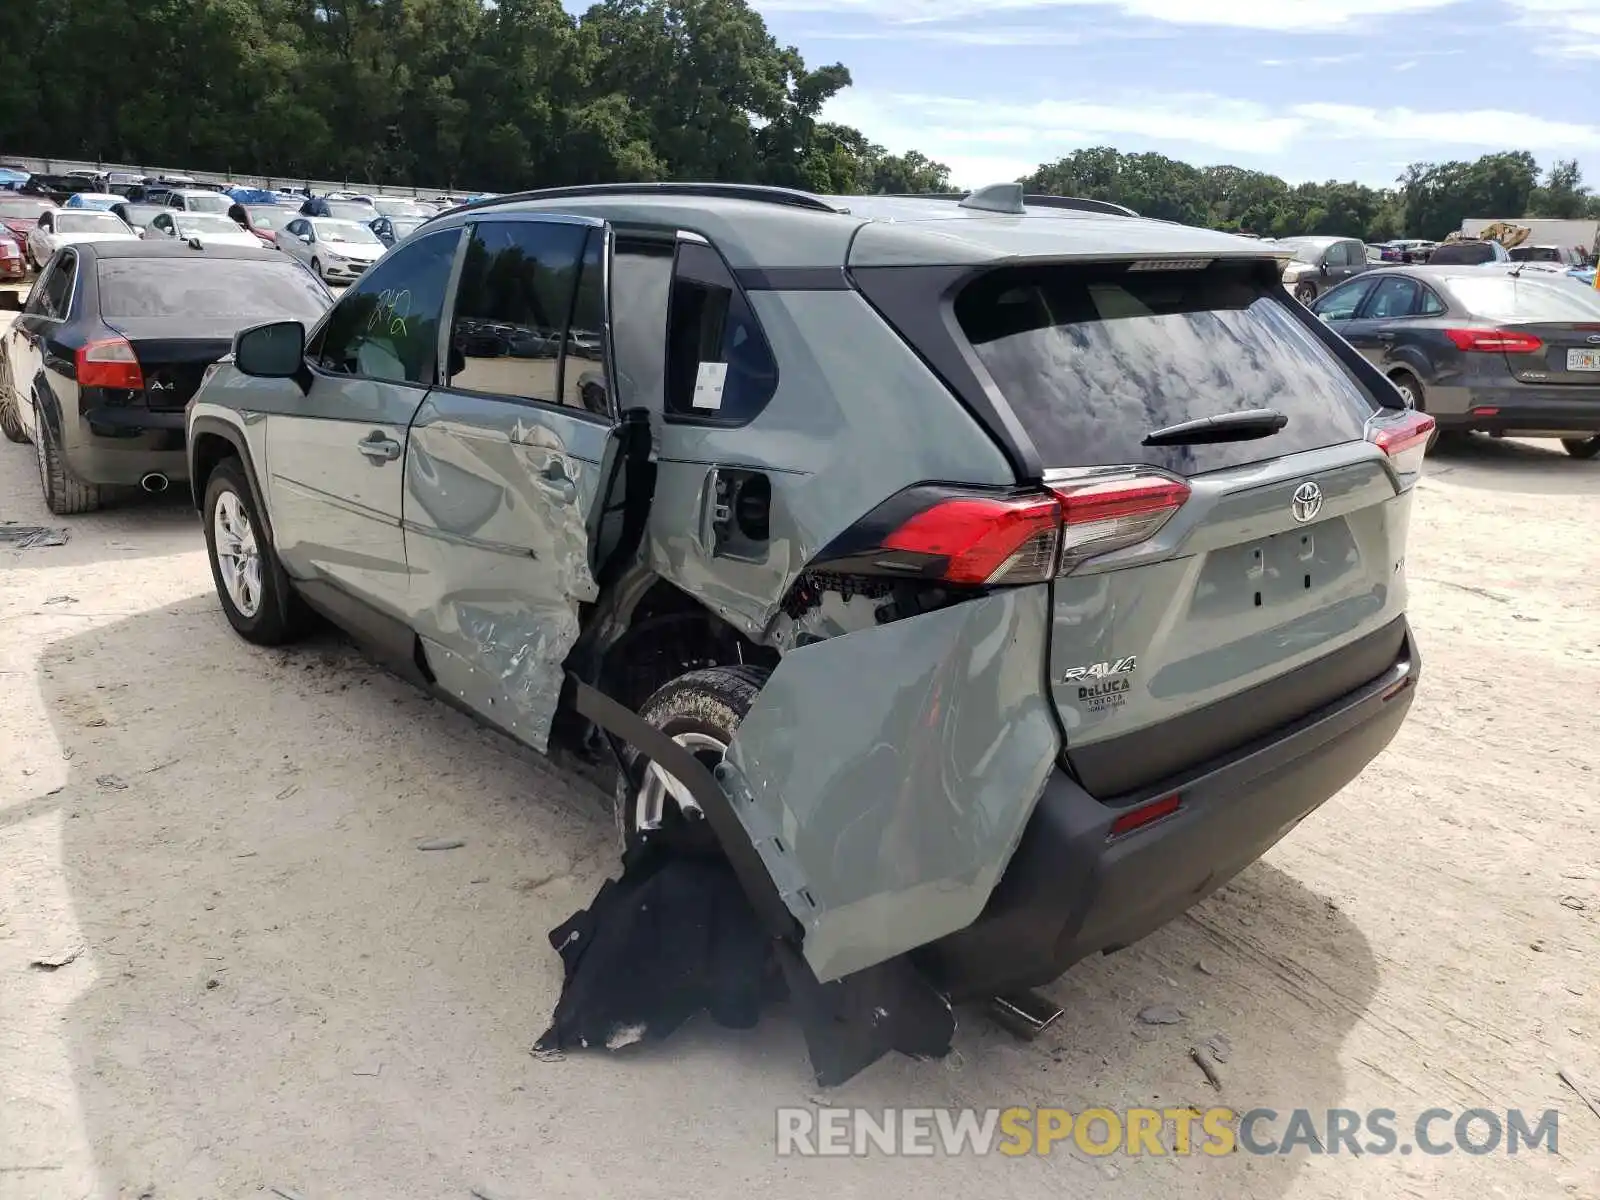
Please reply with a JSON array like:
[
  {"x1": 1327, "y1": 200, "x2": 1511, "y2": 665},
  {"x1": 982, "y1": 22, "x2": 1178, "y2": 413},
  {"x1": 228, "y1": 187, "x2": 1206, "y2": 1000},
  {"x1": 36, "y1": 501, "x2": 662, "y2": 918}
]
[{"x1": 692, "y1": 361, "x2": 728, "y2": 410}]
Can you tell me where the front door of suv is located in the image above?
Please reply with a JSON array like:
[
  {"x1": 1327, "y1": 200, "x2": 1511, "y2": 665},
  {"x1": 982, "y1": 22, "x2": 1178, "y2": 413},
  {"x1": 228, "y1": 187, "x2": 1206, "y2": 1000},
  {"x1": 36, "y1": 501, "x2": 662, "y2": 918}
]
[
  {"x1": 262, "y1": 225, "x2": 463, "y2": 619},
  {"x1": 402, "y1": 214, "x2": 620, "y2": 750}
]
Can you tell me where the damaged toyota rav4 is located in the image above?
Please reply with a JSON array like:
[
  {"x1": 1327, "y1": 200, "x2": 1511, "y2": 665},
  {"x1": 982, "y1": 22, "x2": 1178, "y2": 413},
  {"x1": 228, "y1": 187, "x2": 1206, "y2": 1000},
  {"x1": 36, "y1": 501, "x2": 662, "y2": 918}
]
[{"x1": 186, "y1": 182, "x2": 1427, "y2": 1078}]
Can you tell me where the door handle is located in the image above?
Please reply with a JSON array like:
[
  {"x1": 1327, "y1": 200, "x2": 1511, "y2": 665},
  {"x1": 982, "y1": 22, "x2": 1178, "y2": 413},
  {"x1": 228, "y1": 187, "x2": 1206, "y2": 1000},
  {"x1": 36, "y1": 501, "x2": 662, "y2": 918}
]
[
  {"x1": 1377, "y1": 332, "x2": 1396, "y2": 343},
  {"x1": 357, "y1": 431, "x2": 401, "y2": 462},
  {"x1": 540, "y1": 458, "x2": 577, "y2": 503}
]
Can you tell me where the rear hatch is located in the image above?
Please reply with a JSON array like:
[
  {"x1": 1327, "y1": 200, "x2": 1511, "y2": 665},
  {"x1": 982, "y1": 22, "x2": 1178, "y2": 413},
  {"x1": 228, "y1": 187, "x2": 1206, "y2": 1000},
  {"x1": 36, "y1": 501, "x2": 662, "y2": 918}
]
[{"x1": 945, "y1": 258, "x2": 1417, "y2": 798}]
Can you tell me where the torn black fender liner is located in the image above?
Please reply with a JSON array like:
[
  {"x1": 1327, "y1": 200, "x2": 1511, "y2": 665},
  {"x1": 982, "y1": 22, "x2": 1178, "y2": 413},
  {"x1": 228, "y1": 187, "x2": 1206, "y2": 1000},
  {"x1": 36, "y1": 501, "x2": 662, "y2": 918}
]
[{"x1": 548, "y1": 679, "x2": 957, "y2": 1083}]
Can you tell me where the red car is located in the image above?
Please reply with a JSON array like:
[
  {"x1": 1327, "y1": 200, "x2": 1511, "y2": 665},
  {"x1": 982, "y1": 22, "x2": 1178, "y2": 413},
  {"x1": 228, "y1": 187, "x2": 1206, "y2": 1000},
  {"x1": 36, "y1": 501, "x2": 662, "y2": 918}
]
[
  {"x1": 0, "y1": 195, "x2": 57, "y2": 247},
  {"x1": 0, "y1": 230, "x2": 23, "y2": 281}
]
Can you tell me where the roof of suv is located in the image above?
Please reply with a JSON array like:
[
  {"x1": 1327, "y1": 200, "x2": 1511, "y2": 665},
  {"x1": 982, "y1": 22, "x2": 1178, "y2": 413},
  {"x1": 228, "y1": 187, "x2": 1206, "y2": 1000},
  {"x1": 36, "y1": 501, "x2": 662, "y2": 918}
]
[{"x1": 423, "y1": 183, "x2": 1282, "y2": 272}]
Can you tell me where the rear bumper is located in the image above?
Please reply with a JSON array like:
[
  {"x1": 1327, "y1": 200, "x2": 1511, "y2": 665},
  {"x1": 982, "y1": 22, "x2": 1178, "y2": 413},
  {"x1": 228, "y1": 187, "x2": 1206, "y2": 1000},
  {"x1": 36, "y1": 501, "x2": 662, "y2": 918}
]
[
  {"x1": 63, "y1": 409, "x2": 188, "y2": 485},
  {"x1": 1436, "y1": 388, "x2": 1600, "y2": 437},
  {"x1": 918, "y1": 621, "x2": 1419, "y2": 999}
]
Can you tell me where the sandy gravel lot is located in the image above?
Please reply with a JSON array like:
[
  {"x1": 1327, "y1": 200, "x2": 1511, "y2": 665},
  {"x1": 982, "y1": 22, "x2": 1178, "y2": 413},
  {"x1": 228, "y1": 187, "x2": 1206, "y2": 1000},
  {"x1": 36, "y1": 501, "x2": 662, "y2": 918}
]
[{"x1": 1, "y1": 348, "x2": 1597, "y2": 1196}]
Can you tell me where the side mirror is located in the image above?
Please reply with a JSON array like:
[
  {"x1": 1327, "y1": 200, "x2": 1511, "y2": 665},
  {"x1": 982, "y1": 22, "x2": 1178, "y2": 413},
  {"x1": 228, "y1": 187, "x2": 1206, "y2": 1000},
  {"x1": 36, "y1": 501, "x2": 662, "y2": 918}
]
[
  {"x1": 235, "y1": 320, "x2": 305, "y2": 378},
  {"x1": 299, "y1": 233, "x2": 313, "y2": 244},
  {"x1": 0, "y1": 292, "x2": 22, "y2": 312},
  {"x1": 1320, "y1": 262, "x2": 1330, "y2": 276}
]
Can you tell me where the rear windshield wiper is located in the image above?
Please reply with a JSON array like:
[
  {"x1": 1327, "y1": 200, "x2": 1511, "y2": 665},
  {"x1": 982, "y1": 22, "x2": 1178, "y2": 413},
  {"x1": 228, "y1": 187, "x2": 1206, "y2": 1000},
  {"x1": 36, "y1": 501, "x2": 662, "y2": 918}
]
[{"x1": 1143, "y1": 408, "x2": 1289, "y2": 447}]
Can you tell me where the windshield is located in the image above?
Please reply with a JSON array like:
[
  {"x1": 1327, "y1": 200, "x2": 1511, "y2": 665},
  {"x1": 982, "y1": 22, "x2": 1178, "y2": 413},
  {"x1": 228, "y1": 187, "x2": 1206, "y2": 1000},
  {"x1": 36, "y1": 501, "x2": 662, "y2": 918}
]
[
  {"x1": 56, "y1": 212, "x2": 131, "y2": 234},
  {"x1": 1445, "y1": 275, "x2": 1600, "y2": 322},
  {"x1": 323, "y1": 200, "x2": 375, "y2": 221},
  {"x1": 1430, "y1": 242, "x2": 1497, "y2": 265},
  {"x1": 244, "y1": 206, "x2": 287, "y2": 230},
  {"x1": 175, "y1": 214, "x2": 245, "y2": 237},
  {"x1": 179, "y1": 193, "x2": 232, "y2": 214},
  {"x1": 98, "y1": 259, "x2": 329, "y2": 322},
  {"x1": 955, "y1": 261, "x2": 1378, "y2": 475},
  {"x1": 389, "y1": 218, "x2": 424, "y2": 238},
  {"x1": 119, "y1": 206, "x2": 164, "y2": 226},
  {"x1": 315, "y1": 219, "x2": 382, "y2": 245}
]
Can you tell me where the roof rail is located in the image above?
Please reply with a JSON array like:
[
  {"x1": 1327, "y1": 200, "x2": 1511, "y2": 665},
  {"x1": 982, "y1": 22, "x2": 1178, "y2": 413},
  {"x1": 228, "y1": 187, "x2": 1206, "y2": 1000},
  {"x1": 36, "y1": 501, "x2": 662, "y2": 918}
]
[
  {"x1": 439, "y1": 182, "x2": 846, "y2": 217},
  {"x1": 883, "y1": 191, "x2": 1140, "y2": 218}
]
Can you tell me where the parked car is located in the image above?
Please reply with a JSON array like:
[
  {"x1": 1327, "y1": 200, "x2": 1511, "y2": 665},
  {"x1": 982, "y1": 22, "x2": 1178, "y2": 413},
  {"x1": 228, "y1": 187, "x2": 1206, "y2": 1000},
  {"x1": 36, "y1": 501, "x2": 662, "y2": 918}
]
[
  {"x1": 371, "y1": 197, "x2": 431, "y2": 219},
  {"x1": 0, "y1": 195, "x2": 56, "y2": 244},
  {"x1": 18, "y1": 174, "x2": 104, "y2": 204},
  {"x1": 299, "y1": 196, "x2": 377, "y2": 221},
  {"x1": 1276, "y1": 235, "x2": 1373, "y2": 303},
  {"x1": 229, "y1": 202, "x2": 292, "y2": 244},
  {"x1": 63, "y1": 192, "x2": 122, "y2": 211},
  {"x1": 110, "y1": 201, "x2": 167, "y2": 231},
  {"x1": 0, "y1": 229, "x2": 25, "y2": 281},
  {"x1": 0, "y1": 241, "x2": 332, "y2": 512},
  {"x1": 275, "y1": 216, "x2": 386, "y2": 283},
  {"x1": 1311, "y1": 264, "x2": 1600, "y2": 458},
  {"x1": 1426, "y1": 239, "x2": 1511, "y2": 266},
  {"x1": 0, "y1": 167, "x2": 29, "y2": 191},
  {"x1": 184, "y1": 182, "x2": 1429, "y2": 1021},
  {"x1": 25, "y1": 209, "x2": 138, "y2": 268},
  {"x1": 369, "y1": 214, "x2": 424, "y2": 246},
  {"x1": 165, "y1": 188, "x2": 234, "y2": 216},
  {"x1": 1508, "y1": 244, "x2": 1585, "y2": 267},
  {"x1": 142, "y1": 210, "x2": 263, "y2": 249}
]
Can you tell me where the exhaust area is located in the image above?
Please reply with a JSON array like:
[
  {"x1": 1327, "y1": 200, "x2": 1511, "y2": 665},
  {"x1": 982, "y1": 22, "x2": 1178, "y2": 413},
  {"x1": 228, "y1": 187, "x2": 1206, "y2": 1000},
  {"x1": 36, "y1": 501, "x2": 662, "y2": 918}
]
[{"x1": 140, "y1": 472, "x2": 170, "y2": 494}]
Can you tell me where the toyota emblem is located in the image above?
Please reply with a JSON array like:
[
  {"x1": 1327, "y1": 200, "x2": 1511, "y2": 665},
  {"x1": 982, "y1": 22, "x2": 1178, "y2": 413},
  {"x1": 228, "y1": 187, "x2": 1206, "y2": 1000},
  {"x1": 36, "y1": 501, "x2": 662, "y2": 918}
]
[{"x1": 1291, "y1": 481, "x2": 1323, "y2": 524}]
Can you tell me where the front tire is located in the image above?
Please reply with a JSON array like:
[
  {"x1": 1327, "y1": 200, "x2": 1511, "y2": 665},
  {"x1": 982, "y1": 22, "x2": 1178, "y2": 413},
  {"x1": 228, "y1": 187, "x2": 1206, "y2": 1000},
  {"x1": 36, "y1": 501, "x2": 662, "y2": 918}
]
[
  {"x1": 614, "y1": 665, "x2": 771, "y2": 856},
  {"x1": 33, "y1": 401, "x2": 101, "y2": 514},
  {"x1": 202, "y1": 457, "x2": 308, "y2": 645},
  {"x1": 1294, "y1": 281, "x2": 1318, "y2": 304},
  {"x1": 1561, "y1": 436, "x2": 1600, "y2": 460}
]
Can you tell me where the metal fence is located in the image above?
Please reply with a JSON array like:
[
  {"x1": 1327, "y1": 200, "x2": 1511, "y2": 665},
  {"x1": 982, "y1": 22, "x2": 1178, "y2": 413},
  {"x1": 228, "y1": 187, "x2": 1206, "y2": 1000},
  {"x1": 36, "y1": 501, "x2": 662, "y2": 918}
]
[{"x1": 0, "y1": 153, "x2": 475, "y2": 199}]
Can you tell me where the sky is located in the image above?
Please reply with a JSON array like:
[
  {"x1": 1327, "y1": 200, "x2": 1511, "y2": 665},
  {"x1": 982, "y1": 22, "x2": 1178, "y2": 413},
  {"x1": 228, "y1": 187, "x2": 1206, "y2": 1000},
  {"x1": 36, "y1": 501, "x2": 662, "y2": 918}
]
[{"x1": 752, "y1": 0, "x2": 1600, "y2": 189}]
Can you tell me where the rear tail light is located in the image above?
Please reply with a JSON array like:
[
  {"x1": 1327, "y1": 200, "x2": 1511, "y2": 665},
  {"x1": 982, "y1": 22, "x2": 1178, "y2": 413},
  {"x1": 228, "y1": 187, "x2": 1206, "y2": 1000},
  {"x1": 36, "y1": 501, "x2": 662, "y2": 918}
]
[
  {"x1": 1366, "y1": 409, "x2": 1435, "y2": 481},
  {"x1": 813, "y1": 469, "x2": 1191, "y2": 587},
  {"x1": 1444, "y1": 328, "x2": 1543, "y2": 353},
  {"x1": 76, "y1": 335, "x2": 144, "y2": 390},
  {"x1": 881, "y1": 494, "x2": 1062, "y2": 585},
  {"x1": 1047, "y1": 471, "x2": 1191, "y2": 572}
]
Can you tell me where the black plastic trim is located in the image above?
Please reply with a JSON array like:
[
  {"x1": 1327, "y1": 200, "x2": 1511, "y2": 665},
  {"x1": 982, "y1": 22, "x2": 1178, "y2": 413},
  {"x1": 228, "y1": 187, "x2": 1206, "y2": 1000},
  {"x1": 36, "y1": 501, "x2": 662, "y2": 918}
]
[
  {"x1": 294, "y1": 578, "x2": 431, "y2": 688},
  {"x1": 82, "y1": 406, "x2": 185, "y2": 431},
  {"x1": 186, "y1": 415, "x2": 274, "y2": 545},
  {"x1": 1071, "y1": 614, "x2": 1409, "y2": 800},
  {"x1": 568, "y1": 677, "x2": 803, "y2": 944}
]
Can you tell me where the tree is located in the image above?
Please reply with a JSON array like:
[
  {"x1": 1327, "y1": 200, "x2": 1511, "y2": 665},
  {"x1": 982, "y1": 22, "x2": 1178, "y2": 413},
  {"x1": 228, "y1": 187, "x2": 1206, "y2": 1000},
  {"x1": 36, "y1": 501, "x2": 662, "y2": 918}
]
[{"x1": 1530, "y1": 159, "x2": 1590, "y2": 219}]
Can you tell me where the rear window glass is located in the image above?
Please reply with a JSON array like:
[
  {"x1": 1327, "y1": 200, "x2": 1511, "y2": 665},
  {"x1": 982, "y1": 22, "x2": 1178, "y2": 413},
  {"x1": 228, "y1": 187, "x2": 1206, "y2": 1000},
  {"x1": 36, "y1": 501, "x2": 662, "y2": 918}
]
[
  {"x1": 1444, "y1": 276, "x2": 1600, "y2": 322},
  {"x1": 1428, "y1": 243, "x2": 1496, "y2": 265},
  {"x1": 955, "y1": 263, "x2": 1379, "y2": 475},
  {"x1": 98, "y1": 259, "x2": 329, "y2": 323}
]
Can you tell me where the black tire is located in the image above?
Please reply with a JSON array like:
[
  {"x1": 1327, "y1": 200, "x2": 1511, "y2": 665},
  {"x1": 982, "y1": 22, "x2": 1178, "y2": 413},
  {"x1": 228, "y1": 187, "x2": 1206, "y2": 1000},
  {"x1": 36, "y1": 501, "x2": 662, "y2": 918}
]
[
  {"x1": 614, "y1": 664, "x2": 771, "y2": 856},
  {"x1": 202, "y1": 456, "x2": 309, "y2": 645},
  {"x1": 33, "y1": 401, "x2": 101, "y2": 514},
  {"x1": 1562, "y1": 436, "x2": 1600, "y2": 460},
  {"x1": 0, "y1": 394, "x2": 27, "y2": 444},
  {"x1": 1294, "y1": 281, "x2": 1318, "y2": 304}
]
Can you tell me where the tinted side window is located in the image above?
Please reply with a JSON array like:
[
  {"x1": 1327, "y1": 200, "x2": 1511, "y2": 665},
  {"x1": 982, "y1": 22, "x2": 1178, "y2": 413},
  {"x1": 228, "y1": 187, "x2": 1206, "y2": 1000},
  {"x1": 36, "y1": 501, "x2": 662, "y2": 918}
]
[
  {"x1": 37, "y1": 252, "x2": 75, "y2": 318},
  {"x1": 447, "y1": 219, "x2": 590, "y2": 408},
  {"x1": 1365, "y1": 276, "x2": 1419, "y2": 319},
  {"x1": 565, "y1": 229, "x2": 609, "y2": 414},
  {"x1": 664, "y1": 241, "x2": 778, "y2": 423},
  {"x1": 314, "y1": 228, "x2": 460, "y2": 385},
  {"x1": 1418, "y1": 287, "x2": 1446, "y2": 316},
  {"x1": 1313, "y1": 277, "x2": 1376, "y2": 321}
]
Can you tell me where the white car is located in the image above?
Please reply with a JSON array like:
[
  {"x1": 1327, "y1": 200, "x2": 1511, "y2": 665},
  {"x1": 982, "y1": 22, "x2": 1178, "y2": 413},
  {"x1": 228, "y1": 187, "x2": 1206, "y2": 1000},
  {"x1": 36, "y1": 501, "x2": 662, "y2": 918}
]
[
  {"x1": 26, "y1": 209, "x2": 137, "y2": 268},
  {"x1": 165, "y1": 188, "x2": 233, "y2": 216},
  {"x1": 275, "y1": 216, "x2": 386, "y2": 284},
  {"x1": 142, "y1": 210, "x2": 263, "y2": 250}
]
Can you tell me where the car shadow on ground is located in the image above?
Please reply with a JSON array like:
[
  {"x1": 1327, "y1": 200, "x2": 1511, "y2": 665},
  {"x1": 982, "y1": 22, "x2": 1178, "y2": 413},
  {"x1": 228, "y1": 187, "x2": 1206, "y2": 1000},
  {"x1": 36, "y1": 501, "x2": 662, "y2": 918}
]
[
  {"x1": 1424, "y1": 434, "x2": 1598, "y2": 497},
  {"x1": 18, "y1": 596, "x2": 1379, "y2": 1198}
]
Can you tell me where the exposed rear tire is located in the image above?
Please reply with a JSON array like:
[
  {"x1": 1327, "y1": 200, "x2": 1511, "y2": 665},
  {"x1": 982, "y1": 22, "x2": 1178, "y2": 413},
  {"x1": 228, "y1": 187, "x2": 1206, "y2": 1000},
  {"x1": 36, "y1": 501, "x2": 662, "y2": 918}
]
[
  {"x1": 1561, "y1": 436, "x2": 1600, "y2": 460},
  {"x1": 33, "y1": 402, "x2": 101, "y2": 514},
  {"x1": 614, "y1": 665, "x2": 771, "y2": 857},
  {"x1": 202, "y1": 456, "x2": 309, "y2": 645}
]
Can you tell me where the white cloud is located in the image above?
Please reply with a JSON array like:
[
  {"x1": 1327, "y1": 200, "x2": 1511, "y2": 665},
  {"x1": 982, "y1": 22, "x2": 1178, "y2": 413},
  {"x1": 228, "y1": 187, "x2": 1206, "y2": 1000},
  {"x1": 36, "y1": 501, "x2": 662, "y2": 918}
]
[
  {"x1": 1503, "y1": 0, "x2": 1600, "y2": 56},
  {"x1": 763, "y1": 0, "x2": 1464, "y2": 31},
  {"x1": 822, "y1": 89, "x2": 1600, "y2": 187}
]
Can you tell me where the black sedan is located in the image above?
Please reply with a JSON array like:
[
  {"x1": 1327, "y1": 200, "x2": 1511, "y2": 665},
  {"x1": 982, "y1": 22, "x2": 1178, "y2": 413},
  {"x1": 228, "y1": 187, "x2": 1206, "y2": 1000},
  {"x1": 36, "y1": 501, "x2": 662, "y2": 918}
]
[
  {"x1": 0, "y1": 240, "x2": 332, "y2": 513},
  {"x1": 1311, "y1": 265, "x2": 1600, "y2": 459}
]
